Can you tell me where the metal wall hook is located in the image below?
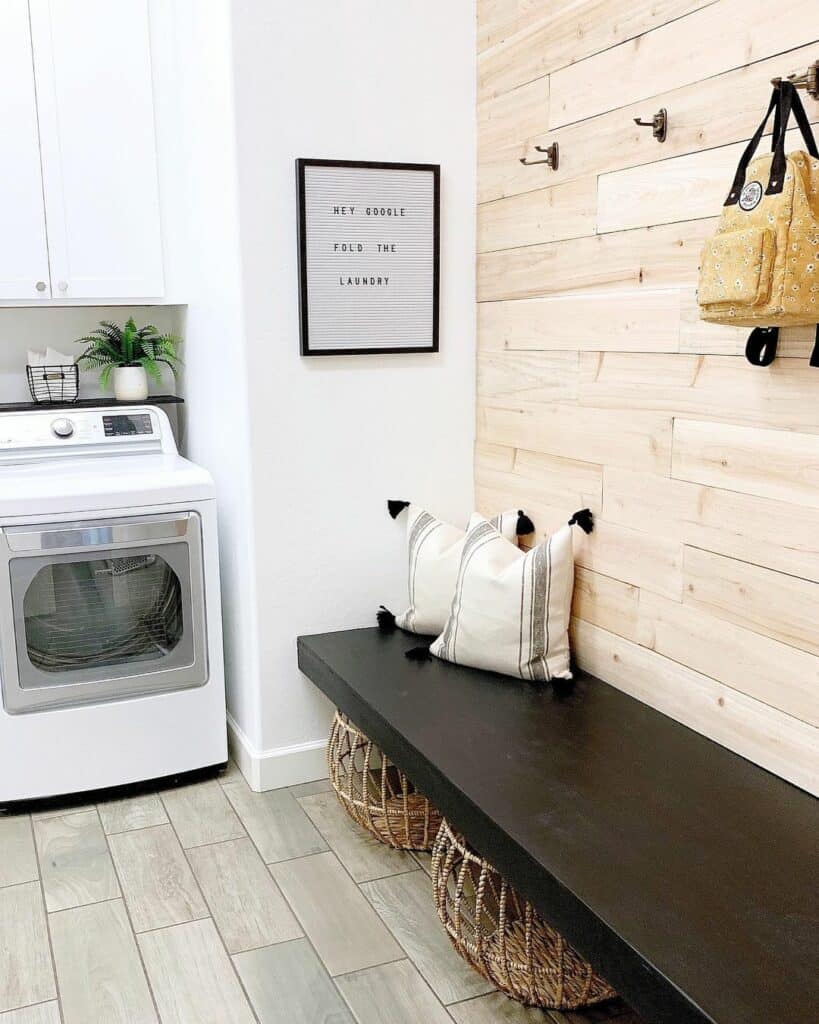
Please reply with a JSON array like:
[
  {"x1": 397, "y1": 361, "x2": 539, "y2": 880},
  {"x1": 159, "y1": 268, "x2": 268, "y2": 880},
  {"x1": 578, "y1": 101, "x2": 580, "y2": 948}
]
[
  {"x1": 771, "y1": 59, "x2": 819, "y2": 100},
  {"x1": 519, "y1": 141, "x2": 559, "y2": 169},
  {"x1": 633, "y1": 108, "x2": 667, "y2": 142}
]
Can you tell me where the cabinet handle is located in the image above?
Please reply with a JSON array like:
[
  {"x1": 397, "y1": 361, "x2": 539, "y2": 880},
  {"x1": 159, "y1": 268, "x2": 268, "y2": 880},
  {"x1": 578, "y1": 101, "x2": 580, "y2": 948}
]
[
  {"x1": 35, "y1": 281, "x2": 47, "y2": 292},
  {"x1": 58, "y1": 281, "x2": 68, "y2": 292}
]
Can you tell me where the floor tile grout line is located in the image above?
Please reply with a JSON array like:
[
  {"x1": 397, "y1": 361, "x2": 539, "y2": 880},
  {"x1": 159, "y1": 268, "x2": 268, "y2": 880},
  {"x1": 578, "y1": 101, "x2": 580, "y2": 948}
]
[
  {"x1": 29, "y1": 812, "x2": 65, "y2": 1024},
  {"x1": 95, "y1": 796, "x2": 169, "y2": 837},
  {"x1": 128, "y1": 911, "x2": 211, "y2": 938},
  {"x1": 102, "y1": 820, "x2": 164, "y2": 1024},
  {"x1": 246, "y1": 783, "x2": 454, "y2": 1015},
  {"x1": 46, "y1": 893, "x2": 126, "y2": 917},
  {"x1": 292, "y1": 795, "x2": 421, "y2": 884},
  {"x1": 218, "y1": 787, "x2": 349, "y2": 1021},
  {"x1": 352, "y1": 863, "x2": 456, "y2": 1009},
  {"x1": 157, "y1": 782, "x2": 247, "y2": 850},
  {"x1": 166, "y1": 804, "x2": 263, "y2": 1024},
  {"x1": 330, "y1": 958, "x2": 458, "y2": 1024},
  {"x1": 313, "y1": 843, "x2": 454, "y2": 1018},
  {"x1": 337, "y1": 836, "x2": 475, "y2": 1016},
  {"x1": 35, "y1": 806, "x2": 124, "y2": 915},
  {"x1": 30, "y1": 807, "x2": 96, "y2": 823}
]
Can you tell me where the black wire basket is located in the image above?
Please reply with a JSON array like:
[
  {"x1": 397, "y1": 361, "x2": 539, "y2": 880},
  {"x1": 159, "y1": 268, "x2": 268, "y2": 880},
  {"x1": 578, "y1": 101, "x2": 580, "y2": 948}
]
[{"x1": 26, "y1": 364, "x2": 80, "y2": 405}]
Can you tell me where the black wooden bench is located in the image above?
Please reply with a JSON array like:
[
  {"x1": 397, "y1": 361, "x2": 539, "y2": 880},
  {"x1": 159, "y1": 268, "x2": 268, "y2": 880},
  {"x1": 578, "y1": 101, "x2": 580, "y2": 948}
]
[{"x1": 297, "y1": 627, "x2": 818, "y2": 1024}]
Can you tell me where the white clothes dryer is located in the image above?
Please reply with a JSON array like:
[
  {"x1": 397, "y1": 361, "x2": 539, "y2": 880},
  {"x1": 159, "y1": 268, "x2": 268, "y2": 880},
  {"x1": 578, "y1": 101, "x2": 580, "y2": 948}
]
[{"x1": 0, "y1": 405, "x2": 227, "y2": 802}]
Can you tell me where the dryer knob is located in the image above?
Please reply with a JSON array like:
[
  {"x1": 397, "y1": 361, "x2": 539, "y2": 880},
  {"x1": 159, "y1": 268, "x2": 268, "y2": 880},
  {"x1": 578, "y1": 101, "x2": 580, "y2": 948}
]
[{"x1": 51, "y1": 418, "x2": 74, "y2": 439}]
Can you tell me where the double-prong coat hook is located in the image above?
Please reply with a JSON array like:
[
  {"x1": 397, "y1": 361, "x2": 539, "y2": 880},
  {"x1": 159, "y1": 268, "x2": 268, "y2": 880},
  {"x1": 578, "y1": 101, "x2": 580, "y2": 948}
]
[
  {"x1": 519, "y1": 141, "x2": 559, "y2": 169},
  {"x1": 634, "y1": 108, "x2": 667, "y2": 142},
  {"x1": 771, "y1": 59, "x2": 819, "y2": 100}
]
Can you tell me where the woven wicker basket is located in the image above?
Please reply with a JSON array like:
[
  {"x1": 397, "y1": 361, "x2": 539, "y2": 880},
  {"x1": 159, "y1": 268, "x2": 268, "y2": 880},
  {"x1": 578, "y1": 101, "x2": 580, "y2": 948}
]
[
  {"x1": 431, "y1": 819, "x2": 617, "y2": 1010},
  {"x1": 327, "y1": 711, "x2": 442, "y2": 851}
]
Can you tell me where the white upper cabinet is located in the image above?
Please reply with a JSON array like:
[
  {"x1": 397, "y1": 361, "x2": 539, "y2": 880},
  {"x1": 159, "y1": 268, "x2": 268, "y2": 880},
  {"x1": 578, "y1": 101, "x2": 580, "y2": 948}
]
[
  {"x1": 1, "y1": 0, "x2": 164, "y2": 303},
  {"x1": 0, "y1": 1, "x2": 52, "y2": 300}
]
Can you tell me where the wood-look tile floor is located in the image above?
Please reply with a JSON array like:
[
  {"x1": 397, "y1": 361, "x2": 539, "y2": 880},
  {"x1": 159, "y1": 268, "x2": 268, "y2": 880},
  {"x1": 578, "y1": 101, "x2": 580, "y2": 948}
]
[{"x1": 0, "y1": 767, "x2": 645, "y2": 1024}]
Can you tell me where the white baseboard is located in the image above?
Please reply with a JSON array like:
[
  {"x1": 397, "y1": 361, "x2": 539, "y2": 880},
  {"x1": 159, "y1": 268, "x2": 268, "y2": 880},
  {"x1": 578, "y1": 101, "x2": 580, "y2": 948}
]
[{"x1": 226, "y1": 714, "x2": 327, "y2": 792}]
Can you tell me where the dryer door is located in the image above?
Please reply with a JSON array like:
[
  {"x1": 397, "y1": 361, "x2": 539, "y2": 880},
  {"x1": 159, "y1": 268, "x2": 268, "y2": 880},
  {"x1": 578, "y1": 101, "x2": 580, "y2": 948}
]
[{"x1": 0, "y1": 512, "x2": 208, "y2": 713}]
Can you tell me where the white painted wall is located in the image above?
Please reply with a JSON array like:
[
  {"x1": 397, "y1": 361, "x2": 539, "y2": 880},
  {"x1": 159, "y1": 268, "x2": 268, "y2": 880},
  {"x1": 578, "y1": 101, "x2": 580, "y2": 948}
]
[{"x1": 229, "y1": 0, "x2": 477, "y2": 782}]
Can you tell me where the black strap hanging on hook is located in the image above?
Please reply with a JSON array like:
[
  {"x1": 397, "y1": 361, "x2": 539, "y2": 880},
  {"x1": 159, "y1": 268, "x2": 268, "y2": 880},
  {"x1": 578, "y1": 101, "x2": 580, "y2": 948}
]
[
  {"x1": 745, "y1": 326, "x2": 779, "y2": 367},
  {"x1": 810, "y1": 326, "x2": 819, "y2": 368}
]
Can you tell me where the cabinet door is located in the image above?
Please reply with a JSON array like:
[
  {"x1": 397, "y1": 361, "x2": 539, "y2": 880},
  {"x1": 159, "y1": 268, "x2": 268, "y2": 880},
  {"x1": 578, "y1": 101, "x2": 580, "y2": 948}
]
[
  {"x1": 0, "y1": 0, "x2": 52, "y2": 301},
  {"x1": 30, "y1": 0, "x2": 164, "y2": 299}
]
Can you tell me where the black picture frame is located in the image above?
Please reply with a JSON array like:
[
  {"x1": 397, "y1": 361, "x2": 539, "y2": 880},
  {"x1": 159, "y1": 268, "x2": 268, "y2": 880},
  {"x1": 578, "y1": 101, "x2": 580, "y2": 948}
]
[{"x1": 296, "y1": 158, "x2": 440, "y2": 356}]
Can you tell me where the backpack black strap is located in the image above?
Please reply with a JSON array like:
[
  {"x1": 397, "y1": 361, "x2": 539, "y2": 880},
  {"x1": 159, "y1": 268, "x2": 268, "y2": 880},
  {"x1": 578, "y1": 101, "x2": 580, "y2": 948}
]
[
  {"x1": 745, "y1": 326, "x2": 779, "y2": 367},
  {"x1": 810, "y1": 326, "x2": 819, "y2": 369},
  {"x1": 786, "y1": 84, "x2": 819, "y2": 158},
  {"x1": 727, "y1": 83, "x2": 819, "y2": 203},
  {"x1": 725, "y1": 89, "x2": 780, "y2": 205},
  {"x1": 767, "y1": 82, "x2": 818, "y2": 195}
]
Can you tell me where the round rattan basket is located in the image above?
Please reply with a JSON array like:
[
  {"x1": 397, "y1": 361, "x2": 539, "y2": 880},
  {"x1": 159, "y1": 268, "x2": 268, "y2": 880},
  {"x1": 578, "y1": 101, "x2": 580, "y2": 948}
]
[
  {"x1": 327, "y1": 711, "x2": 442, "y2": 851},
  {"x1": 431, "y1": 819, "x2": 617, "y2": 1010}
]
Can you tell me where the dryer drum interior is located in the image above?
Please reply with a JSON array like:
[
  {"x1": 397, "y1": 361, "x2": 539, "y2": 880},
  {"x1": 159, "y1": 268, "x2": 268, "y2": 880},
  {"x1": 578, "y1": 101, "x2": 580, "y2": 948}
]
[{"x1": 23, "y1": 554, "x2": 183, "y2": 672}]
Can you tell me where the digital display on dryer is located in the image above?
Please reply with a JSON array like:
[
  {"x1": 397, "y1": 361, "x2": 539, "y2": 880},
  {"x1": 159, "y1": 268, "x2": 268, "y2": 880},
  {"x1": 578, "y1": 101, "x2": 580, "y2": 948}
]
[{"x1": 102, "y1": 414, "x2": 153, "y2": 437}]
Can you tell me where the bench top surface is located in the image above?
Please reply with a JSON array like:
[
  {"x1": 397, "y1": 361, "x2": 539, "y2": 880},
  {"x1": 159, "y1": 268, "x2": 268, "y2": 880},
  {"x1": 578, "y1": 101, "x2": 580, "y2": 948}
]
[{"x1": 298, "y1": 627, "x2": 818, "y2": 1024}]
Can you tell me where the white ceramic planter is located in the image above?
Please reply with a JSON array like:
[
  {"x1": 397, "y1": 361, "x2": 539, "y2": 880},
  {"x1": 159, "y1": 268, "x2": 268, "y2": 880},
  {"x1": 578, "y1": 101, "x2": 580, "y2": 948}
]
[{"x1": 113, "y1": 365, "x2": 148, "y2": 402}]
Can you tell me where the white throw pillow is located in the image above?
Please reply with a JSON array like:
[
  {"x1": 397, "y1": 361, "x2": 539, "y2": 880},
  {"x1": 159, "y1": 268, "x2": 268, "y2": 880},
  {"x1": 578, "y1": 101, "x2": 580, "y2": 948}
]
[
  {"x1": 392, "y1": 504, "x2": 521, "y2": 636},
  {"x1": 430, "y1": 513, "x2": 576, "y2": 681}
]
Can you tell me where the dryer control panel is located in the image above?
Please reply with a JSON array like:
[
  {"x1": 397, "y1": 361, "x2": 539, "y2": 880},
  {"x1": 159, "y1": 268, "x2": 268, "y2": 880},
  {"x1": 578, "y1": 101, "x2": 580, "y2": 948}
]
[{"x1": 0, "y1": 406, "x2": 175, "y2": 464}]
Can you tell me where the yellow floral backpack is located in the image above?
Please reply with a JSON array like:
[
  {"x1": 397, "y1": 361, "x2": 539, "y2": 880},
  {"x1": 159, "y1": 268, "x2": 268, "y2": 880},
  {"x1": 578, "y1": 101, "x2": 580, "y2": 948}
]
[{"x1": 698, "y1": 81, "x2": 819, "y2": 367}]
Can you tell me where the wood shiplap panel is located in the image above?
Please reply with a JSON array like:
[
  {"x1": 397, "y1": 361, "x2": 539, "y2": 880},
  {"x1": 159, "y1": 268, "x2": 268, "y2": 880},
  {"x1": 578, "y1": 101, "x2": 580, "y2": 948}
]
[
  {"x1": 478, "y1": 219, "x2": 714, "y2": 301},
  {"x1": 478, "y1": 177, "x2": 597, "y2": 251},
  {"x1": 572, "y1": 566, "x2": 641, "y2": 640},
  {"x1": 477, "y1": 350, "x2": 579, "y2": 405},
  {"x1": 549, "y1": 0, "x2": 819, "y2": 127},
  {"x1": 478, "y1": 290, "x2": 681, "y2": 352},
  {"x1": 684, "y1": 488, "x2": 819, "y2": 583},
  {"x1": 573, "y1": 520, "x2": 683, "y2": 599},
  {"x1": 579, "y1": 351, "x2": 819, "y2": 433},
  {"x1": 475, "y1": 441, "x2": 603, "y2": 512},
  {"x1": 480, "y1": 43, "x2": 819, "y2": 203},
  {"x1": 683, "y1": 546, "x2": 819, "y2": 657},
  {"x1": 478, "y1": 77, "x2": 549, "y2": 154},
  {"x1": 573, "y1": 620, "x2": 819, "y2": 796},
  {"x1": 475, "y1": 1, "x2": 819, "y2": 793},
  {"x1": 477, "y1": 0, "x2": 541, "y2": 54},
  {"x1": 478, "y1": 403, "x2": 672, "y2": 472},
  {"x1": 597, "y1": 129, "x2": 804, "y2": 233},
  {"x1": 604, "y1": 467, "x2": 819, "y2": 582},
  {"x1": 672, "y1": 419, "x2": 819, "y2": 508},
  {"x1": 478, "y1": 0, "x2": 713, "y2": 99},
  {"x1": 639, "y1": 591, "x2": 819, "y2": 726}
]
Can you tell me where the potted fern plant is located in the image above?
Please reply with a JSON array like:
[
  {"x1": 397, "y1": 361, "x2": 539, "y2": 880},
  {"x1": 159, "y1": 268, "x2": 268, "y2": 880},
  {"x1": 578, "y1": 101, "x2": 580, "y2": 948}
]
[{"x1": 75, "y1": 318, "x2": 182, "y2": 401}]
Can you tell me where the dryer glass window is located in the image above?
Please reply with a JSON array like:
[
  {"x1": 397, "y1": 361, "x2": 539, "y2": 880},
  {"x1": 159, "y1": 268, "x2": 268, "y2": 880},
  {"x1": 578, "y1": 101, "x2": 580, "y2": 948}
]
[
  {"x1": 1, "y1": 513, "x2": 208, "y2": 713},
  {"x1": 23, "y1": 554, "x2": 184, "y2": 674}
]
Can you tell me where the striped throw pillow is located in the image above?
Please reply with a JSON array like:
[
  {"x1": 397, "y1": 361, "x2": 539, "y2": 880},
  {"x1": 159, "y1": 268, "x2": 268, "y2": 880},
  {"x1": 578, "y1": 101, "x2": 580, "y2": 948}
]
[
  {"x1": 430, "y1": 513, "x2": 574, "y2": 681},
  {"x1": 394, "y1": 505, "x2": 521, "y2": 636}
]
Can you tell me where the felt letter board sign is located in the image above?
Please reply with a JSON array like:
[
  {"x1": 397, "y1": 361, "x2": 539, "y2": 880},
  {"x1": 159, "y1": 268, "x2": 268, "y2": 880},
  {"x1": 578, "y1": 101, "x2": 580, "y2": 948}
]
[{"x1": 296, "y1": 159, "x2": 440, "y2": 355}]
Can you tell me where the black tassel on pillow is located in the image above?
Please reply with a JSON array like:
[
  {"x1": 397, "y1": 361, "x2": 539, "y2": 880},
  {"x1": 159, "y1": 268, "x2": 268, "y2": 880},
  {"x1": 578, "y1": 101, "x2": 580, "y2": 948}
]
[
  {"x1": 405, "y1": 644, "x2": 432, "y2": 662},
  {"x1": 377, "y1": 606, "x2": 396, "y2": 632},
  {"x1": 552, "y1": 676, "x2": 576, "y2": 698},
  {"x1": 568, "y1": 508, "x2": 594, "y2": 534},
  {"x1": 387, "y1": 499, "x2": 410, "y2": 519},
  {"x1": 516, "y1": 510, "x2": 536, "y2": 536}
]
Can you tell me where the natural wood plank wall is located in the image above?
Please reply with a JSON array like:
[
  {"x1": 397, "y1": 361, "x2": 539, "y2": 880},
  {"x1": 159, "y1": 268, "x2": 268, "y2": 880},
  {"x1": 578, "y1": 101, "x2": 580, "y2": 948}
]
[{"x1": 475, "y1": 0, "x2": 819, "y2": 794}]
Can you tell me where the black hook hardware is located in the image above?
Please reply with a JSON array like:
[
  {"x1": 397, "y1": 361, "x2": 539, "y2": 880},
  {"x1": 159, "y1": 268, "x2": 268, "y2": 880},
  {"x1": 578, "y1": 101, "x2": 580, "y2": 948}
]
[
  {"x1": 633, "y1": 108, "x2": 667, "y2": 142},
  {"x1": 771, "y1": 59, "x2": 819, "y2": 100},
  {"x1": 519, "y1": 141, "x2": 559, "y2": 169}
]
